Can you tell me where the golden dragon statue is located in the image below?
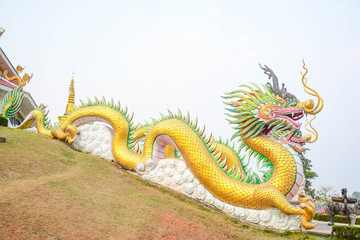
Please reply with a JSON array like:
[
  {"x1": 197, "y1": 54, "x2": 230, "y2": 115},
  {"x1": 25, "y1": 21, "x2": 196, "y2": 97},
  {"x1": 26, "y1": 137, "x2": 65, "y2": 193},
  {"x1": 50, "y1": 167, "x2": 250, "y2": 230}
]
[
  {"x1": 17, "y1": 61, "x2": 323, "y2": 229},
  {"x1": 3, "y1": 69, "x2": 33, "y2": 87}
]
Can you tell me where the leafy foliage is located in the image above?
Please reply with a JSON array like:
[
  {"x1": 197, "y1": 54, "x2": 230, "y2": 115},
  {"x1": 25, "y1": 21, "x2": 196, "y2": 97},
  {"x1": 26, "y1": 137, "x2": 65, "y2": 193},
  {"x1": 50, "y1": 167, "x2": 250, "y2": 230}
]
[
  {"x1": 332, "y1": 225, "x2": 360, "y2": 239},
  {"x1": 314, "y1": 214, "x2": 360, "y2": 225},
  {"x1": 315, "y1": 185, "x2": 336, "y2": 202},
  {"x1": 353, "y1": 192, "x2": 360, "y2": 200},
  {"x1": 0, "y1": 116, "x2": 8, "y2": 127},
  {"x1": 298, "y1": 152, "x2": 318, "y2": 198}
]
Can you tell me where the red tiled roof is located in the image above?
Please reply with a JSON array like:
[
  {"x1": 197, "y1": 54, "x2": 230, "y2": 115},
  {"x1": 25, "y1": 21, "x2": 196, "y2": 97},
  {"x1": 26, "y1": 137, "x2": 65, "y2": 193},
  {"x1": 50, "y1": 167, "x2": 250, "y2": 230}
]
[
  {"x1": 0, "y1": 77, "x2": 31, "y2": 95},
  {"x1": 0, "y1": 77, "x2": 17, "y2": 89}
]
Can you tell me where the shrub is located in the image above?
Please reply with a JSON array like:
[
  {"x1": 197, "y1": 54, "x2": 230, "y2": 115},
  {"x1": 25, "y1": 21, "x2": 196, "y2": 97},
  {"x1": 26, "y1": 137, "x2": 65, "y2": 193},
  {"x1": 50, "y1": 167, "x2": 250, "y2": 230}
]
[
  {"x1": 332, "y1": 225, "x2": 360, "y2": 239},
  {"x1": 314, "y1": 214, "x2": 360, "y2": 225},
  {"x1": 314, "y1": 213, "x2": 330, "y2": 222},
  {"x1": 0, "y1": 116, "x2": 8, "y2": 127}
]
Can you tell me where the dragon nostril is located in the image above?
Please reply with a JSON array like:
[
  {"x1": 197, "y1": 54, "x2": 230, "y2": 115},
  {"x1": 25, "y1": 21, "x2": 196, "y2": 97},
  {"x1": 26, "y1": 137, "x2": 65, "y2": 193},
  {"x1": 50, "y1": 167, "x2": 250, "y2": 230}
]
[{"x1": 301, "y1": 134, "x2": 312, "y2": 141}]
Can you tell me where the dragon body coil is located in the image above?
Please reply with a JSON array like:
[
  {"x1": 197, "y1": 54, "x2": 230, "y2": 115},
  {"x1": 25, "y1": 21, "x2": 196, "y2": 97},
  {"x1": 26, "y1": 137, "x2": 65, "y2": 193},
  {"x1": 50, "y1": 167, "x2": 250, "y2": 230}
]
[{"x1": 18, "y1": 63, "x2": 323, "y2": 230}]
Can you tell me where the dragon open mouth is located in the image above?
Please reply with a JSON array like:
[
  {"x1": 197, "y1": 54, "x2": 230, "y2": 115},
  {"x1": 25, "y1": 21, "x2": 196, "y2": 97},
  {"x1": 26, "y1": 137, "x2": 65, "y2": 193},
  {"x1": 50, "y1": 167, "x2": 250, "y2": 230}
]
[
  {"x1": 271, "y1": 109, "x2": 304, "y2": 128},
  {"x1": 289, "y1": 135, "x2": 306, "y2": 145},
  {"x1": 260, "y1": 108, "x2": 306, "y2": 151}
]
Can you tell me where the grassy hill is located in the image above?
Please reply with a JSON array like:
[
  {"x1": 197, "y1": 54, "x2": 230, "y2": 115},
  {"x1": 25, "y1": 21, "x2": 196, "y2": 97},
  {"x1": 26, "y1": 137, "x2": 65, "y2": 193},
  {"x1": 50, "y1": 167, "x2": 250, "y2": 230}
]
[{"x1": 0, "y1": 127, "x2": 328, "y2": 240}]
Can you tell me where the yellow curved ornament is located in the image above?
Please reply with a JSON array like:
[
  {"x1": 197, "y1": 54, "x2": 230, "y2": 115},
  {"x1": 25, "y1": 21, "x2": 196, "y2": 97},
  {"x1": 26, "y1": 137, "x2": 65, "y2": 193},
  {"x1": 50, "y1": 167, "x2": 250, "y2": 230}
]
[
  {"x1": 304, "y1": 115, "x2": 318, "y2": 143},
  {"x1": 0, "y1": 27, "x2": 5, "y2": 38},
  {"x1": 301, "y1": 60, "x2": 324, "y2": 115},
  {"x1": 3, "y1": 70, "x2": 33, "y2": 87},
  {"x1": 16, "y1": 65, "x2": 24, "y2": 74},
  {"x1": 299, "y1": 60, "x2": 323, "y2": 143},
  {"x1": 1, "y1": 104, "x2": 10, "y2": 117}
]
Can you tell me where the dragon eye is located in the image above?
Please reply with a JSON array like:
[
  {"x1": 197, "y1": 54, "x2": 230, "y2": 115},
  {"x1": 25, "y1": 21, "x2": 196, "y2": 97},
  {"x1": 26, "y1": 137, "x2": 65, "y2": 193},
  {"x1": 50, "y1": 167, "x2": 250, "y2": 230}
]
[
  {"x1": 289, "y1": 101, "x2": 297, "y2": 107},
  {"x1": 284, "y1": 98, "x2": 298, "y2": 107},
  {"x1": 276, "y1": 96, "x2": 286, "y2": 105}
]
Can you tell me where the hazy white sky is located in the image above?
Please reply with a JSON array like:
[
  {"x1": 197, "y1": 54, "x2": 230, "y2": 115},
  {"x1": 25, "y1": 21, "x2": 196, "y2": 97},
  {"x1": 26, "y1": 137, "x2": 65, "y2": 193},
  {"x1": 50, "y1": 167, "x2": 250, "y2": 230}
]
[{"x1": 1, "y1": 0, "x2": 359, "y2": 194}]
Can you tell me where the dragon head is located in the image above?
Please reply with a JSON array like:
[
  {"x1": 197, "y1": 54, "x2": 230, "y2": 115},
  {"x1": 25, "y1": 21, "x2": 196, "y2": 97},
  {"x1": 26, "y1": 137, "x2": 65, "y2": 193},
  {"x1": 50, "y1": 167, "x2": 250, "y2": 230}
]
[{"x1": 224, "y1": 61, "x2": 323, "y2": 153}]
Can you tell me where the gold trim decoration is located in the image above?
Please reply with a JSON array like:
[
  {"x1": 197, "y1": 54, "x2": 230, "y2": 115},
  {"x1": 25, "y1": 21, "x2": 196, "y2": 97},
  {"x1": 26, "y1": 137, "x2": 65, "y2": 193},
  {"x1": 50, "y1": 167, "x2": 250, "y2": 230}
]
[
  {"x1": 304, "y1": 115, "x2": 318, "y2": 143},
  {"x1": 16, "y1": 65, "x2": 25, "y2": 74},
  {"x1": 0, "y1": 28, "x2": 5, "y2": 38},
  {"x1": 3, "y1": 69, "x2": 33, "y2": 87},
  {"x1": 300, "y1": 60, "x2": 324, "y2": 143}
]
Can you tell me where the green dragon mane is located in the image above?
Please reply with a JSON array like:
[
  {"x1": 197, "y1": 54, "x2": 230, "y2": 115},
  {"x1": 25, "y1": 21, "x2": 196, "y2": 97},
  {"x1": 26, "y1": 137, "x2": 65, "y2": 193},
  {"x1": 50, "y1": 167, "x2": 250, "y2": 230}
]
[
  {"x1": 1, "y1": 86, "x2": 25, "y2": 118},
  {"x1": 223, "y1": 83, "x2": 280, "y2": 140}
]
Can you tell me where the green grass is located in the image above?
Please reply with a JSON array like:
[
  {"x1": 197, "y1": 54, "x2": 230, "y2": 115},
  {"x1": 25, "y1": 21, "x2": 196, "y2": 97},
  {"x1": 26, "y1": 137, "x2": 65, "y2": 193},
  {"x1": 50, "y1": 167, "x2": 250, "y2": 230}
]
[{"x1": 0, "y1": 127, "x2": 329, "y2": 239}]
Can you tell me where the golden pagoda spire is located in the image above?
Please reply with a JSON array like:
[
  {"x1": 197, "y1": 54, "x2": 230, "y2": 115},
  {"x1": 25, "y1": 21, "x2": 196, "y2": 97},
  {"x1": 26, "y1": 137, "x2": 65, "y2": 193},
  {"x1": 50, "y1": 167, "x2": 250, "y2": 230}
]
[
  {"x1": 68, "y1": 72, "x2": 75, "y2": 105},
  {"x1": 58, "y1": 73, "x2": 76, "y2": 123}
]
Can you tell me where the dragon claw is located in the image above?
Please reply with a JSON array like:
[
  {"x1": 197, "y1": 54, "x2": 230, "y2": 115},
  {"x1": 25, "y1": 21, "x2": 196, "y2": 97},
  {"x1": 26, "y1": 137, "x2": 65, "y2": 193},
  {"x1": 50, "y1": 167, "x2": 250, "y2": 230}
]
[
  {"x1": 298, "y1": 195, "x2": 316, "y2": 229},
  {"x1": 50, "y1": 124, "x2": 79, "y2": 144}
]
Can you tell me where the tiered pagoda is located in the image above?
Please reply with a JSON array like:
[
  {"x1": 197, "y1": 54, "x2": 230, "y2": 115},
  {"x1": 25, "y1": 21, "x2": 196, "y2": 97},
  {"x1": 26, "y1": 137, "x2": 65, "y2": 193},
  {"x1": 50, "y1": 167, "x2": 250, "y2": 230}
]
[{"x1": 58, "y1": 74, "x2": 76, "y2": 123}]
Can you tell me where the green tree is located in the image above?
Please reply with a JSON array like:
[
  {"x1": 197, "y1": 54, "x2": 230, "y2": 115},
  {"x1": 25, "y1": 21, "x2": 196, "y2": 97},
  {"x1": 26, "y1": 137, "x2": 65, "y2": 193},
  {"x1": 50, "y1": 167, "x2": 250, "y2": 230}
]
[
  {"x1": 315, "y1": 185, "x2": 336, "y2": 202},
  {"x1": 298, "y1": 152, "x2": 318, "y2": 198},
  {"x1": 353, "y1": 191, "x2": 360, "y2": 200}
]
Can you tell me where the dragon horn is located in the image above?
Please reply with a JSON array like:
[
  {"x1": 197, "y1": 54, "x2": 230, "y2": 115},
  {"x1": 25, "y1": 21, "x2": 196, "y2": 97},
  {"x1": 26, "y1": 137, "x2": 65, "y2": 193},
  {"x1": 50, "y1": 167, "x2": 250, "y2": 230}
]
[{"x1": 259, "y1": 64, "x2": 280, "y2": 93}]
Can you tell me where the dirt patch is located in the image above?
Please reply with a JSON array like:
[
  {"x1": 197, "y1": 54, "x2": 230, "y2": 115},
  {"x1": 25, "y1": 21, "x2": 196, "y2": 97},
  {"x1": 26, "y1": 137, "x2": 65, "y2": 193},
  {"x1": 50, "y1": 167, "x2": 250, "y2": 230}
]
[{"x1": 155, "y1": 211, "x2": 232, "y2": 240}]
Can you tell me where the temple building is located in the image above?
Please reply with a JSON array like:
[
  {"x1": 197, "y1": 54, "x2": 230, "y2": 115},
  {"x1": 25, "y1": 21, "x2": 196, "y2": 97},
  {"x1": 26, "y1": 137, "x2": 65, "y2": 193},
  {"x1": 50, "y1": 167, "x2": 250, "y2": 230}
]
[{"x1": 0, "y1": 28, "x2": 38, "y2": 126}]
